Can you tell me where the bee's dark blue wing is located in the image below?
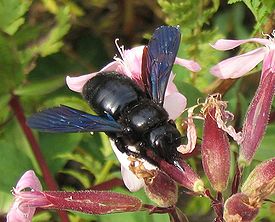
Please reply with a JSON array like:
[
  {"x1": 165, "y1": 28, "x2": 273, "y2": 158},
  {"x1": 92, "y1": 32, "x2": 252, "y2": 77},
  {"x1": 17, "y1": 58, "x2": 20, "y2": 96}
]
[
  {"x1": 142, "y1": 26, "x2": 181, "y2": 105},
  {"x1": 27, "y1": 105, "x2": 123, "y2": 133}
]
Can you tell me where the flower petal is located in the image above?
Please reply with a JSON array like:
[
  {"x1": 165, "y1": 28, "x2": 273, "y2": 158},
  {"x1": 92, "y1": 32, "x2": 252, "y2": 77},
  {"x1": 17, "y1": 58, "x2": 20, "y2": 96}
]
[
  {"x1": 122, "y1": 46, "x2": 144, "y2": 79},
  {"x1": 120, "y1": 165, "x2": 145, "y2": 192},
  {"x1": 175, "y1": 58, "x2": 201, "y2": 72},
  {"x1": 66, "y1": 72, "x2": 99, "y2": 93},
  {"x1": 66, "y1": 61, "x2": 122, "y2": 92},
  {"x1": 262, "y1": 47, "x2": 275, "y2": 78},
  {"x1": 109, "y1": 140, "x2": 158, "y2": 192},
  {"x1": 163, "y1": 92, "x2": 187, "y2": 120},
  {"x1": 210, "y1": 47, "x2": 267, "y2": 79},
  {"x1": 15, "y1": 170, "x2": 42, "y2": 192},
  {"x1": 7, "y1": 199, "x2": 36, "y2": 222},
  {"x1": 211, "y1": 38, "x2": 270, "y2": 51}
]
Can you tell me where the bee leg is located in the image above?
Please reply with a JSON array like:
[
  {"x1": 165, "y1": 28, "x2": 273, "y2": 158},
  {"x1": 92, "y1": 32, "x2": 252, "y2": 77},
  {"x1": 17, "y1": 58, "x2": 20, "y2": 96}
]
[
  {"x1": 115, "y1": 138, "x2": 141, "y2": 158},
  {"x1": 114, "y1": 138, "x2": 128, "y2": 153}
]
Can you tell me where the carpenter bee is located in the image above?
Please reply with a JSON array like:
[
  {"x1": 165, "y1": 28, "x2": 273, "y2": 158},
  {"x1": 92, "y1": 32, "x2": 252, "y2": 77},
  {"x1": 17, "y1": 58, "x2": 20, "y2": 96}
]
[{"x1": 27, "y1": 26, "x2": 184, "y2": 170}]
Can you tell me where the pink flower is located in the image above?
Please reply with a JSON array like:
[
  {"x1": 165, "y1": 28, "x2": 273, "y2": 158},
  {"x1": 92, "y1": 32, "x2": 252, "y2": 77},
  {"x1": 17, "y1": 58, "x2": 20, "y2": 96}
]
[
  {"x1": 210, "y1": 30, "x2": 275, "y2": 79},
  {"x1": 7, "y1": 170, "x2": 46, "y2": 222},
  {"x1": 7, "y1": 170, "x2": 143, "y2": 221},
  {"x1": 66, "y1": 39, "x2": 201, "y2": 119}
]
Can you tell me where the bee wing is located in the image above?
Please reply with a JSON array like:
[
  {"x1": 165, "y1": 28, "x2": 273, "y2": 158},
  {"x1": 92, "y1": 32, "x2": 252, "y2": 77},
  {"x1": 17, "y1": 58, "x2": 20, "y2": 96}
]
[
  {"x1": 142, "y1": 26, "x2": 181, "y2": 105},
  {"x1": 27, "y1": 105, "x2": 123, "y2": 133}
]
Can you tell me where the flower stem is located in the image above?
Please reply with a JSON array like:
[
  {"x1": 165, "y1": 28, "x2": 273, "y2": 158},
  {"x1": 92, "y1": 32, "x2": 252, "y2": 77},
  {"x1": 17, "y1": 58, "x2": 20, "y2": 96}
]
[
  {"x1": 9, "y1": 94, "x2": 69, "y2": 222},
  {"x1": 143, "y1": 205, "x2": 188, "y2": 222},
  {"x1": 204, "y1": 190, "x2": 224, "y2": 221},
  {"x1": 231, "y1": 164, "x2": 243, "y2": 195}
]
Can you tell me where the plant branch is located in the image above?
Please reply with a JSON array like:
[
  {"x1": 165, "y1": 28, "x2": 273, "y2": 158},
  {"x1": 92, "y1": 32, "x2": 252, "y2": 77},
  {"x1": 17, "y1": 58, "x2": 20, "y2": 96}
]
[{"x1": 9, "y1": 94, "x2": 69, "y2": 222}]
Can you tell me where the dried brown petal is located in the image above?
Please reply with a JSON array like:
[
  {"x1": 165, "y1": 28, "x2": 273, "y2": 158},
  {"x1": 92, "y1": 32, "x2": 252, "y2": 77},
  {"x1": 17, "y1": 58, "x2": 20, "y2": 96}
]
[
  {"x1": 224, "y1": 193, "x2": 259, "y2": 222},
  {"x1": 241, "y1": 158, "x2": 275, "y2": 206},
  {"x1": 144, "y1": 170, "x2": 178, "y2": 207}
]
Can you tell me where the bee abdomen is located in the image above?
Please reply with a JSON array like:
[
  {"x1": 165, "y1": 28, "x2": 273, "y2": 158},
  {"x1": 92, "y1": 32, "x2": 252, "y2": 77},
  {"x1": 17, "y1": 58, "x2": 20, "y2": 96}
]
[{"x1": 82, "y1": 72, "x2": 145, "y2": 119}]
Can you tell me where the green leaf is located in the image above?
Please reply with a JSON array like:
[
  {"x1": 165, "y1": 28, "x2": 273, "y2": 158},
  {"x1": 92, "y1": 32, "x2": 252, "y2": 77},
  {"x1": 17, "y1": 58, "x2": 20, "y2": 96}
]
[
  {"x1": 32, "y1": 211, "x2": 52, "y2": 222},
  {"x1": 0, "y1": 33, "x2": 23, "y2": 94},
  {"x1": 174, "y1": 80, "x2": 204, "y2": 107},
  {"x1": 184, "y1": 196, "x2": 211, "y2": 216},
  {"x1": 253, "y1": 124, "x2": 275, "y2": 161},
  {"x1": 0, "y1": 0, "x2": 31, "y2": 35},
  {"x1": 0, "y1": 120, "x2": 33, "y2": 192},
  {"x1": 228, "y1": 0, "x2": 242, "y2": 3},
  {"x1": 0, "y1": 191, "x2": 13, "y2": 214},
  {"x1": 42, "y1": 96, "x2": 92, "y2": 113},
  {"x1": 31, "y1": 7, "x2": 71, "y2": 57},
  {"x1": 14, "y1": 76, "x2": 65, "y2": 96},
  {"x1": 0, "y1": 94, "x2": 11, "y2": 123},
  {"x1": 39, "y1": 132, "x2": 83, "y2": 174},
  {"x1": 59, "y1": 169, "x2": 91, "y2": 188}
]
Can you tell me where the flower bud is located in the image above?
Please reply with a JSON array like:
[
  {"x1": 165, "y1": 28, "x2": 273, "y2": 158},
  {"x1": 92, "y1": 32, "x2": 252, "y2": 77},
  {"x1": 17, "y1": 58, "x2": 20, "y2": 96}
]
[
  {"x1": 44, "y1": 190, "x2": 142, "y2": 214},
  {"x1": 201, "y1": 96, "x2": 230, "y2": 192},
  {"x1": 239, "y1": 72, "x2": 275, "y2": 166},
  {"x1": 241, "y1": 158, "x2": 275, "y2": 206},
  {"x1": 145, "y1": 150, "x2": 205, "y2": 193},
  {"x1": 223, "y1": 193, "x2": 259, "y2": 222},
  {"x1": 144, "y1": 170, "x2": 178, "y2": 207}
]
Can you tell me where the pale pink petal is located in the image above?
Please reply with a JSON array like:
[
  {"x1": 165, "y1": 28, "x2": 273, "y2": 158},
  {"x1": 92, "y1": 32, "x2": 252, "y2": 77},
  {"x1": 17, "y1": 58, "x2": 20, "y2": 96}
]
[
  {"x1": 163, "y1": 92, "x2": 187, "y2": 120},
  {"x1": 7, "y1": 200, "x2": 36, "y2": 222},
  {"x1": 165, "y1": 73, "x2": 178, "y2": 95},
  {"x1": 15, "y1": 170, "x2": 42, "y2": 192},
  {"x1": 175, "y1": 58, "x2": 201, "y2": 72},
  {"x1": 177, "y1": 107, "x2": 197, "y2": 154},
  {"x1": 123, "y1": 46, "x2": 144, "y2": 79},
  {"x1": 66, "y1": 61, "x2": 122, "y2": 92},
  {"x1": 120, "y1": 165, "x2": 145, "y2": 192},
  {"x1": 109, "y1": 140, "x2": 157, "y2": 192},
  {"x1": 210, "y1": 47, "x2": 267, "y2": 79},
  {"x1": 261, "y1": 47, "x2": 275, "y2": 78},
  {"x1": 66, "y1": 72, "x2": 99, "y2": 92},
  {"x1": 7, "y1": 171, "x2": 41, "y2": 222},
  {"x1": 211, "y1": 38, "x2": 270, "y2": 51}
]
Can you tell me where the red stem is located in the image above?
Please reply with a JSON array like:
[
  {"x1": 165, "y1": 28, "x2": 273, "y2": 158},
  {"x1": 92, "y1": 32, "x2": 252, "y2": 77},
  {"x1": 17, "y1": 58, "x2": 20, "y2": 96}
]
[
  {"x1": 231, "y1": 164, "x2": 243, "y2": 195},
  {"x1": 9, "y1": 95, "x2": 69, "y2": 222}
]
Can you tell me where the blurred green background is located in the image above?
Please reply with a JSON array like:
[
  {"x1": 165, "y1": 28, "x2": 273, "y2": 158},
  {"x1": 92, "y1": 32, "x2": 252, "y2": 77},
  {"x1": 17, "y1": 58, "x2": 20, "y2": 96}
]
[{"x1": 0, "y1": 0, "x2": 274, "y2": 221}]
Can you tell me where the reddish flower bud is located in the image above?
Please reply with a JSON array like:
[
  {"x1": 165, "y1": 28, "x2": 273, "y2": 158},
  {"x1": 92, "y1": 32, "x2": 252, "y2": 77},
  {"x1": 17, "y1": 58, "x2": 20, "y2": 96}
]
[
  {"x1": 145, "y1": 149, "x2": 205, "y2": 193},
  {"x1": 241, "y1": 158, "x2": 275, "y2": 206},
  {"x1": 7, "y1": 171, "x2": 143, "y2": 222},
  {"x1": 158, "y1": 159, "x2": 205, "y2": 193},
  {"x1": 144, "y1": 170, "x2": 178, "y2": 207},
  {"x1": 43, "y1": 190, "x2": 142, "y2": 214},
  {"x1": 201, "y1": 95, "x2": 230, "y2": 192},
  {"x1": 224, "y1": 193, "x2": 259, "y2": 222},
  {"x1": 239, "y1": 71, "x2": 275, "y2": 166}
]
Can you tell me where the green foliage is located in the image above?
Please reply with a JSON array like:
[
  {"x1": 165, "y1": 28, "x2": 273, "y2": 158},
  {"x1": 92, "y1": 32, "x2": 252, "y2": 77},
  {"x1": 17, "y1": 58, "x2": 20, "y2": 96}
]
[
  {"x1": 0, "y1": 0, "x2": 31, "y2": 35},
  {"x1": 32, "y1": 7, "x2": 71, "y2": 57},
  {"x1": 0, "y1": 120, "x2": 34, "y2": 191},
  {"x1": 0, "y1": 33, "x2": 24, "y2": 94},
  {"x1": 228, "y1": 0, "x2": 273, "y2": 30}
]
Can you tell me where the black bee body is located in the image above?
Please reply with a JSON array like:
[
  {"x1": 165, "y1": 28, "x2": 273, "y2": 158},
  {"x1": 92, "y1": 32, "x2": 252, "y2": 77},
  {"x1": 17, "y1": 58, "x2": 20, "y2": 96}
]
[
  {"x1": 82, "y1": 71, "x2": 181, "y2": 163},
  {"x1": 27, "y1": 26, "x2": 183, "y2": 168}
]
